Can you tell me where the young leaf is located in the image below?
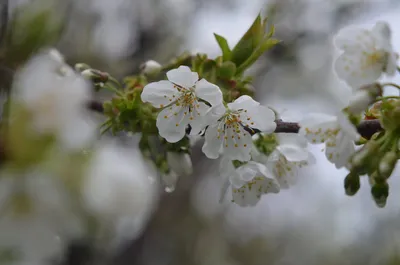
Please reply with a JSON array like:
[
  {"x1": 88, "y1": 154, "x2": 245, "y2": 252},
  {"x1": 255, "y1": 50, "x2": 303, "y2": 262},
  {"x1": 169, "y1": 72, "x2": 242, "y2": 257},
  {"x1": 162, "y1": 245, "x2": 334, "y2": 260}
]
[
  {"x1": 230, "y1": 14, "x2": 263, "y2": 67},
  {"x1": 214, "y1": 33, "x2": 231, "y2": 61}
]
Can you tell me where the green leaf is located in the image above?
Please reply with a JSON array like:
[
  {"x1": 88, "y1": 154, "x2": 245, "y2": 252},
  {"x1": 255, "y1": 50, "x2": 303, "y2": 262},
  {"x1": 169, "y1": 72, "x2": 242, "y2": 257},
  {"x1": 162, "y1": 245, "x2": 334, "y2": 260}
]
[
  {"x1": 214, "y1": 33, "x2": 231, "y2": 61},
  {"x1": 236, "y1": 38, "x2": 280, "y2": 75},
  {"x1": 230, "y1": 14, "x2": 263, "y2": 67}
]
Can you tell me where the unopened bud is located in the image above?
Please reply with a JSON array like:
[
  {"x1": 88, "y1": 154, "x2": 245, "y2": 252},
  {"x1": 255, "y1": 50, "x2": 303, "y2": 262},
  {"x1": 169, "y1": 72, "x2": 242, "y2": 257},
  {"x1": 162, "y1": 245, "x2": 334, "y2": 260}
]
[
  {"x1": 75, "y1": 63, "x2": 91, "y2": 72},
  {"x1": 351, "y1": 141, "x2": 379, "y2": 169},
  {"x1": 378, "y1": 151, "x2": 398, "y2": 178},
  {"x1": 166, "y1": 152, "x2": 193, "y2": 177},
  {"x1": 140, "y1": 60, "x2": 162, "y2": 76},
  {"x1": 81, "y1": 69, "x2": 109, "y2": 83},
  {"x1": 344, "y1": 173, "x2": 360, "y2": 196},
  {"x1": 348, "y1": 83, "x2": 382, "y2": 114},
  {"x1": 217, "y1": 61, "x2": 237, "y2": 79},
  {"x1": 371, "y1": 181, "x2": 389, "y2": 208}
]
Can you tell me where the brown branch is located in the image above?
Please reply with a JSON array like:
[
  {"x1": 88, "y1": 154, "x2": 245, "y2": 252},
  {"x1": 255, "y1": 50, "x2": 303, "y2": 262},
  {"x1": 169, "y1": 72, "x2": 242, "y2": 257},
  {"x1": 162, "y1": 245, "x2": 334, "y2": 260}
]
[
  {"x1": 87, "y1": 99, "x2": 384, "y2": 140},
  {"x1": 248, "y1": 119, "x2": 382, "y2": 139}
]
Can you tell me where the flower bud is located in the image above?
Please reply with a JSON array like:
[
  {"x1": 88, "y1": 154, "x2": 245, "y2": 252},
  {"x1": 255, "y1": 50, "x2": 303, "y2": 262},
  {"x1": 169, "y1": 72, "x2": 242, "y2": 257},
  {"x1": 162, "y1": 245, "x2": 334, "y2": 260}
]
[
  {"x1": 371, "y1": 181, "x2": 389, "y2": 208},
  {"x1": 348, "y1": 83, "x2": 382, "y2": 114},
  {"x1": 75, "y1": 63, "x2": 91, "y2": 72},
  {"x1": 166, "y1": 152, "x2": 193, "y2": 177},
  {"x1": 378, "y1": 151, "x2": 398, "y2": 178},
  {"x1": 217, "y1": 61, "x2": 237, "y2": 79},
  {"x1": 81, "y1": 69, "x2": 109, "y2": 83},
  {"x1": 344, "y1": 173, "x2": 360, "y2": 196},
  {"x1": 351, "y1": 141, "x2": 379, "y2": 169},
  {"x1": 140, "y1": 60, "x2": 162, "y2": 76}
]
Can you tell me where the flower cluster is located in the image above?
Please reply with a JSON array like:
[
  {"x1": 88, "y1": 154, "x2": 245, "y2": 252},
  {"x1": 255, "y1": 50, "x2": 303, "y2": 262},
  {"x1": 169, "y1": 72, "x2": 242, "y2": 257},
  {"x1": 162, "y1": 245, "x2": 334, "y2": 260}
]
[{"x1": 138, "y1": 21, "x2": 400, "y2": 208}]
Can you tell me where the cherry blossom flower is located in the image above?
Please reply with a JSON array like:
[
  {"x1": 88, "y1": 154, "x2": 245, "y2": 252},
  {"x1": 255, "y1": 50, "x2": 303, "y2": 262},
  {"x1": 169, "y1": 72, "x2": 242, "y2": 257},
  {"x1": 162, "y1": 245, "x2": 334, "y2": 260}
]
[
  {"x1": 334, "y1": 21, "x2": 397, "y2": 89},
  {"x1": 266, "y1": 133, "x2": 316, "y2": 188},
  {"x1": 141, "y1": 66, "x2": 223, "y2": 143},
  {"x1": 12, "y1": 49, "x2": 97, "y2": 150},
  {"x1": 220, "y1": 159, "x2": 280, "y2": 207},
  {"x1": 202, "y1": 96, "x2": 276, "y2": 161},
  {"x1": 299, "y1": 112, "x2": 360, "y2": 169}
]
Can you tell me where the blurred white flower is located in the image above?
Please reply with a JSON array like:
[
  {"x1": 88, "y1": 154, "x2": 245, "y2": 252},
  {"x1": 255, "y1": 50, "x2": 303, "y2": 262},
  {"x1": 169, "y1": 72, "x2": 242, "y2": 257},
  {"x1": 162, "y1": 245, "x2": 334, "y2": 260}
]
[
  {"x1": 202, "y1": 96, "x2": 276, "y2": 161},
  {"x1": 221, "y1": 159, "x2": 280, "y2": 207},
  {"x1": 166, "y1": 152, "x2": 193, "y2": 177},
  {"x1": 12, "y1": 49, "x2": 97, "y2": 150},
  {"x1": 141, "y1": 66, "x2": 223, "y2": 143},
  {"x1": 299, "y1": 112, "x2": 360, "y2": 169},
  {"x1": 334, "y1": 21, "x2": 397, "y2": 89},
  {"x1": 82, "y1": 141, "x2": 155, "y2": 220},
  {"x1": 267, "y1": 133, "x2": 316, "y2": 188},
  {"x1": 0, "y1": 215, "x2": 65, "y2": 265},
  {"x1": 0, "y1": 170, "x2": 83, "y2": 265}
]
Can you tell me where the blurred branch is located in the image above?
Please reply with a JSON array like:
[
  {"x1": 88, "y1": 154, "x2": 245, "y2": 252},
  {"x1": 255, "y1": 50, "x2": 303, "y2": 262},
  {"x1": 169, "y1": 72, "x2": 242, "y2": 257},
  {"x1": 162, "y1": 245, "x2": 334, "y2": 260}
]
[{"x1": 0, "y1": 0, "x2": 8, "y2": 46}]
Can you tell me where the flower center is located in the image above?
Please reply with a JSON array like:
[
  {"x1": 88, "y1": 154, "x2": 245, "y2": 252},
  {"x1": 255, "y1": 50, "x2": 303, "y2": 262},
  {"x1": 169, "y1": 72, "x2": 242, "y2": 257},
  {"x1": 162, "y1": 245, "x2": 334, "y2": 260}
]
[{"x1": 363, "y1": 50, "x2": 386, "y2": 70}]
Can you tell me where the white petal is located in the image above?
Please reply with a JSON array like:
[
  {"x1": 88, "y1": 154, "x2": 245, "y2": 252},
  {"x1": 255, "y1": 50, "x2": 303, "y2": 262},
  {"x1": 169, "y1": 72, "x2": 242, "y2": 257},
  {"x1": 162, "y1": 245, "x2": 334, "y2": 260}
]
[
  {"x1": 188, "y1": 101, "x2": 211, "y2": 135},
  {"x1": 385, "y1": 52, "x2": 397, "y2": 76},
  {"x1": 276, "y1": 144, "x2": 309, "y2": 162},
  {"x1": 306, "y1": 151, "x2": 317, "y2": 165},
  {"x1": 166, "y1": 152, "x2": 193, "y2": 176},
  {"x1": 141, "y1": 80, "x2": 179, "y2": 108},
  {"x1": 223, "y1": 126, "x2": 253, "y2": 162},
  {"x1": 334, "y1": 27, "x2": 376, "y2": 52},
  {"x1": 227, "y1": 95, "x2": 259, "y2": 110},
  {"x1": 334, "y1": 50, "x2": 383, "y2": 89},
  {"x1": 336, "y1": 112, "x2": 360, "y2": 140},
  {"x1": 166, "y1": 66, "x2": 198, "y2": 88},
  {"x1": 231, "y1": 175, "x2": 279, "y2": 207},
  {"x1": 231, "y1": 165, "x2": 258, "y2": 188},
  {"x1": 241, "y1": 105, "x2": 277, "y2": 133},
  {"x1": 195, "y1": 78, "x2": 223, "y2": 106},
  {"x1": 325, "y1": 133, "x2": 355, "y2": 169},
  {"x1": 372, "y1": 21, "x2": 391, "y2": 42},
  {"x1": 270, "y1": 156, "x2": 298, "y2": 189},
  {"x1": 348, "y1": 90, "x2": 373, "y2": 114},
  {"x1": 250, "y1": 143, "x2": 269, "y2": 164},
  {"x1": 156, "y1": 105, "x2": 189, "y2": 143},
  {"x1": 299, "y1": 113, "x2": 338, "y2": 143},
  {"x1": 276, "y1": 133, "x2": 307, "y2": 148},
  {"x1": 202, "y1": 122, "x2": 224, "y2": 159}
]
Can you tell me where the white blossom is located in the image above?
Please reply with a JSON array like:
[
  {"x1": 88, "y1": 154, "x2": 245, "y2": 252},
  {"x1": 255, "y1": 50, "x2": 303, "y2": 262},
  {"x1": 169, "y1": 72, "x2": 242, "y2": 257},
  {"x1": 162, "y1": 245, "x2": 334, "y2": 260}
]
[
  {"x1": 299, "y1": 112, "x2": 360, "y2": 169},
  {"x1": 141, "y1": 66, "x2": 223, "y2": 143},
  {"x1": 202, "y1": 96, "x2": 277, "y2": 162},
  {"x1": 266, "y1": 133, "x2": 316, "y2": 188},
  {"x1": 166, "y1": 152, "x2": 193, "y2": 177},
  {"x1": 0, "y1": 170, "x2": 84, "y2": 265},
  {"x1": 220, "y1": 159, "x2": 280, "y2": 207},
  {"x1": 334, "y1": 21, "x2": 397, "y2": 89},
  {"x1": 82, "y1": 141, "x2": 155, "y2": 220},
  {"x1": 12, "y1": 49, "x2": 97, "y2": 150},
  {"x1": 0, "y1": 215, "x2": 65, "y2": 265}
]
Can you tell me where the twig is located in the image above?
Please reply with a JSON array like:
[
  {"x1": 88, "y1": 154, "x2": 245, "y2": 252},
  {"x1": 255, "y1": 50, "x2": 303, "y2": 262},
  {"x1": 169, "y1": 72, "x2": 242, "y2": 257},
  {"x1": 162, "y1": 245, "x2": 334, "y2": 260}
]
[{"x1": 87, "y1": 99, "x2": 383, "y2": 140}]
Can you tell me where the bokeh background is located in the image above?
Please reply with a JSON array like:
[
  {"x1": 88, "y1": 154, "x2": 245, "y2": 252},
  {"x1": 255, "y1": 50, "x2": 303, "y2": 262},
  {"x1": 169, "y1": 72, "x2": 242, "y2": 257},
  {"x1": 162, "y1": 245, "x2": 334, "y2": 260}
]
[{"x1": 5, "y1": 0, "x2": 400, "y2": 264}]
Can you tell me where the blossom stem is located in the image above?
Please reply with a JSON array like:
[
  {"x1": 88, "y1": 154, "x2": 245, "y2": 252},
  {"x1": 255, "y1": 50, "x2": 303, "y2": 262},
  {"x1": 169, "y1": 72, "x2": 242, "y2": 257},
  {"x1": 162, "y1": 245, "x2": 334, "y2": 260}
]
[{"x1": 381, "y1": 83, "x2": 400, "y2": 90}]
